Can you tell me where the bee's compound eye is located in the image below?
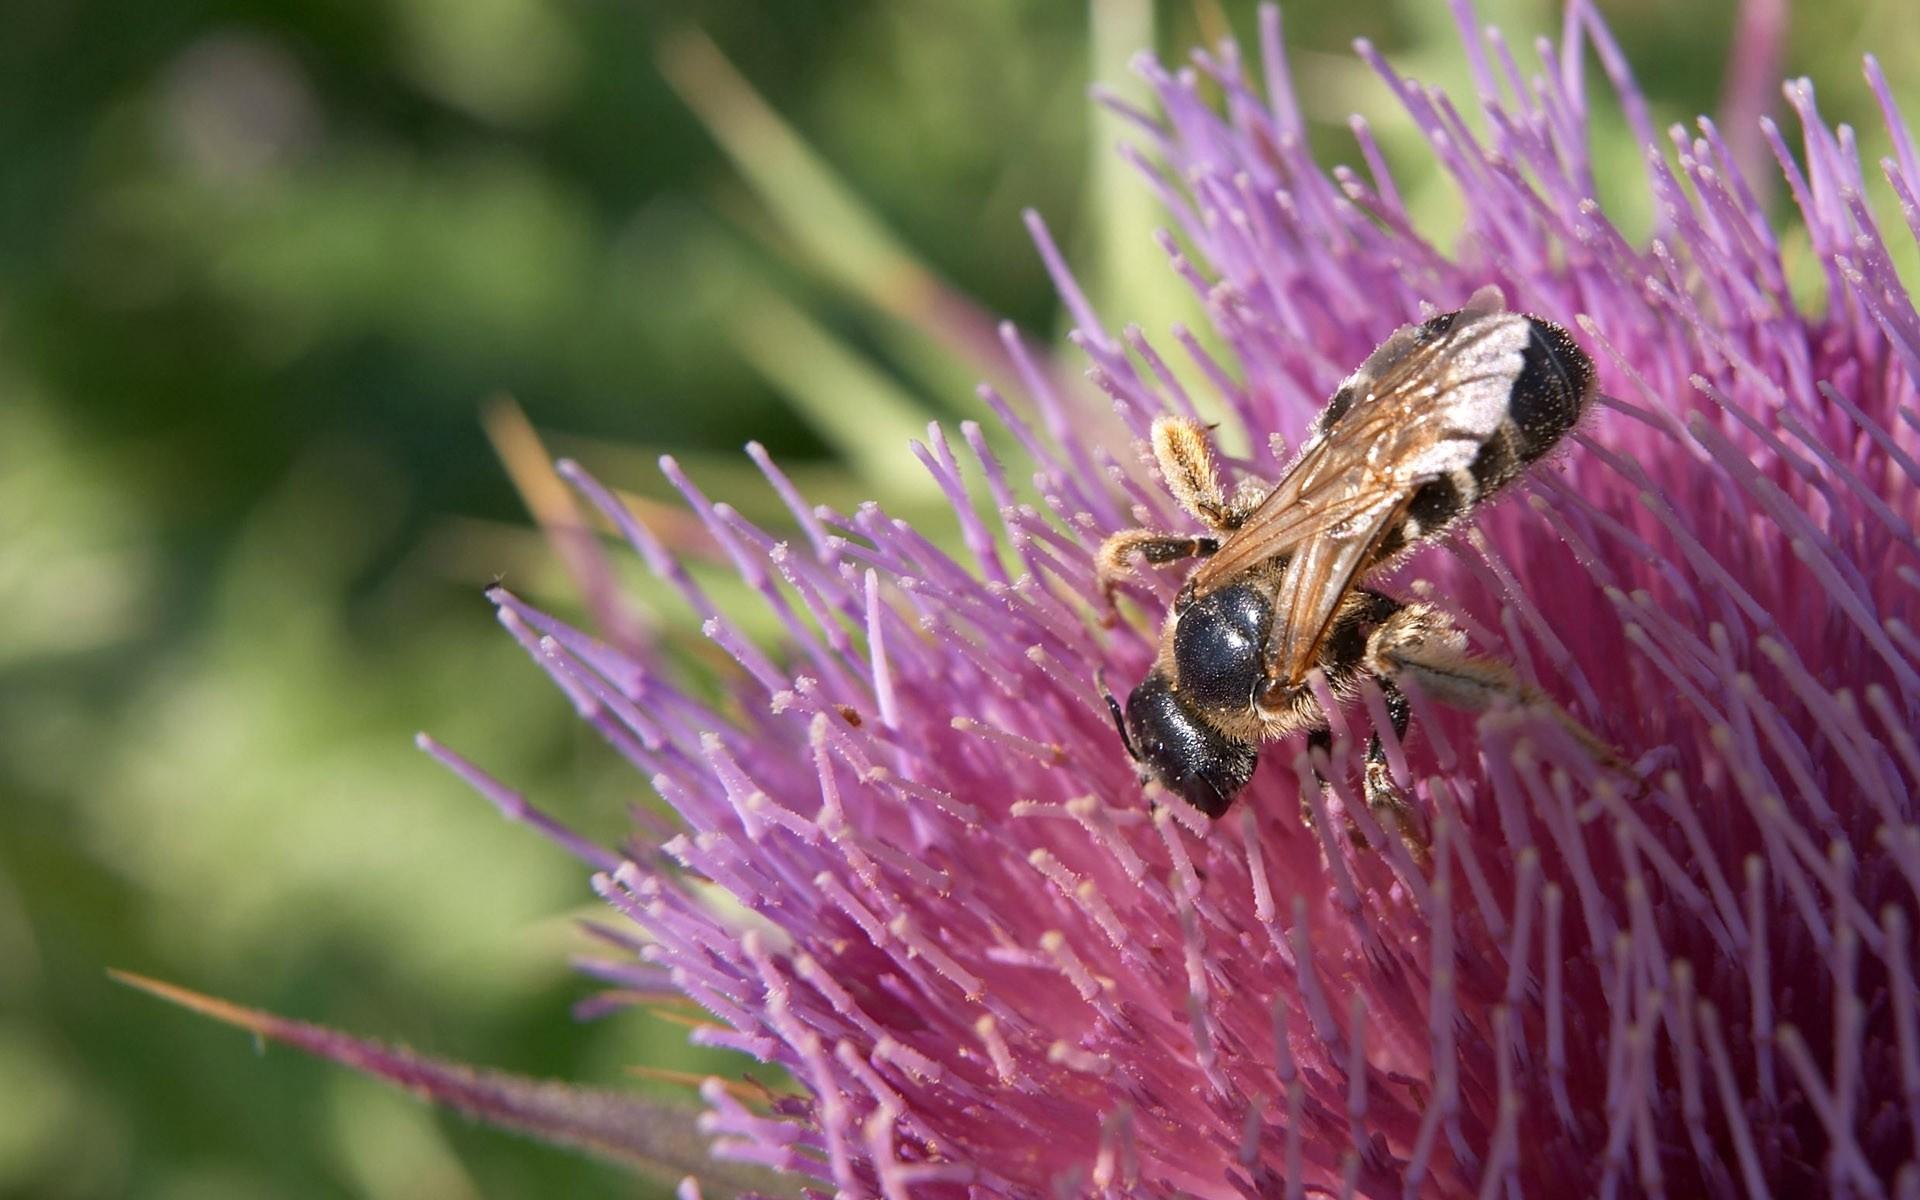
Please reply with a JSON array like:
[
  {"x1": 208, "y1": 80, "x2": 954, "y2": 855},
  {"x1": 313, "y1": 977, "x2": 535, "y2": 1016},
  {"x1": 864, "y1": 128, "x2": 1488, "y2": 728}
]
[
  {"x1": 1421, "y1": 311, "x2": 1458, "y2": 338},
  {"x1": 1124, "y1": 674, "x2": 1257, "y2": 818}
]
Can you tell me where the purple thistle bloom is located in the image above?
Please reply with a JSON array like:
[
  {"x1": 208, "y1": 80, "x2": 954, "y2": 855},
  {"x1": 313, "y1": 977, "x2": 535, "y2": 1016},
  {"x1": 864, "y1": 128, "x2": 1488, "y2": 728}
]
[{"x1": 398, "y1": 5, "x2": 1920, "y2": 1196}]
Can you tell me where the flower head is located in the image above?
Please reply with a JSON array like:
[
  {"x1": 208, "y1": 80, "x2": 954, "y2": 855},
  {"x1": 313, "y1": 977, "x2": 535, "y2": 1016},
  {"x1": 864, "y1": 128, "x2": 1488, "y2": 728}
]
[{"x1": 407, "y1": 5, "x2": 1920, "y2": 1196}]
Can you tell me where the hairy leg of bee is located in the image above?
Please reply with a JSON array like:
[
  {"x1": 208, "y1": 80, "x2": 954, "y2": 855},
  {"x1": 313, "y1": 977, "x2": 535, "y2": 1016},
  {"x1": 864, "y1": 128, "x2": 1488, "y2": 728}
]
[
  {"x1": 1150, "y1": 416, "x2": 1256, "y2": 531},
  {"x1": 1366, "y1": 601, "x2": 1628, "y2": 772},
  {"x1": 1094, "y1": 528, "x2": 1220, "y2": 611}
]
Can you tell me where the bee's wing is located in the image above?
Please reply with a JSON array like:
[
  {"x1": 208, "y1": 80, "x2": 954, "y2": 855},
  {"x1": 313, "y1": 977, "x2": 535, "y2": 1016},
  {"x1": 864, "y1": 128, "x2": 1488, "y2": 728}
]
[
  {"x1": 1259, "y1": 494, "x2": 1410, "y2": 689},
  {"x1": 1184, "y1": 423, "x2": 1399, "y2": 592},
  {"x1": 1187, "y1": 299, "x2": 1533, "y2": 684}
]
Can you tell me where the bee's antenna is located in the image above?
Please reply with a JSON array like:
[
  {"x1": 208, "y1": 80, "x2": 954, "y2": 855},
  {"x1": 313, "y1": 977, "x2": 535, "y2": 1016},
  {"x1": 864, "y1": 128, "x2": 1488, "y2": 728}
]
[{"x1": 1096, "y1": 670, "x2": 1139, "y2": 763}]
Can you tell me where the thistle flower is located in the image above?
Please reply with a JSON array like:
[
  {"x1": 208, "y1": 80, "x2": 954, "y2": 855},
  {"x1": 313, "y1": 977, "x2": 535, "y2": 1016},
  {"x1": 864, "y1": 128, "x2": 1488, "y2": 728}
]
[{"x1": 149, "y1": 4, "x2": 1920, "y2": 1196}]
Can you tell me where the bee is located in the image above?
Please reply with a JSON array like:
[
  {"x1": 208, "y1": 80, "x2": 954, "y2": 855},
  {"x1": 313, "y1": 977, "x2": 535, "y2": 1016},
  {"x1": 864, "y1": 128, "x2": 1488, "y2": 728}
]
[{"x1": 1098, "y1": 286, "x2": 1602, "y2": 828}]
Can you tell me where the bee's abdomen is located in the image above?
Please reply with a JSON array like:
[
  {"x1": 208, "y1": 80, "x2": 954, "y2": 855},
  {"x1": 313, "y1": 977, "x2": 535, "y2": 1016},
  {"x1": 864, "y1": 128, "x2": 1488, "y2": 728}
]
[
  {"x1": 1373, "y1": 473, "x2": 1466, "y2": 560},
  {"x1": 1506, "y1": 317, "x2": 1594, "y2": 461},
  {"x1": 1374, "y1": 316, "x2": 1594, "y2": 560},
  {"x1": 1468, "y1": 317, "x2": 1593, "y2": 494}
]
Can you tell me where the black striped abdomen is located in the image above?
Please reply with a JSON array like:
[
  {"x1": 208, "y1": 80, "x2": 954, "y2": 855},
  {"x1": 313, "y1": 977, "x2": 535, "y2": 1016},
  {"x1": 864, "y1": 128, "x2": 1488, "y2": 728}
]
[
  {"x1": 1373, "y1": 315, "x2": 1595, "y2": 560},
  {"x1": 1467, "y1": 317, "x2": 1594, "y2": 494},
  {"x1": 1507, "y1": 317, "x2": 1593, "y2": 457}
]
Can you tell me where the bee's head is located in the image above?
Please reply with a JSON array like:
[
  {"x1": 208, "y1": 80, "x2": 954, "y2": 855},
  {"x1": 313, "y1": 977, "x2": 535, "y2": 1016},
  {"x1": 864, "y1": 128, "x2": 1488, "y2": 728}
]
[{"x1": 1106, "y1": 670, "x2": 1257, "y2": 819}]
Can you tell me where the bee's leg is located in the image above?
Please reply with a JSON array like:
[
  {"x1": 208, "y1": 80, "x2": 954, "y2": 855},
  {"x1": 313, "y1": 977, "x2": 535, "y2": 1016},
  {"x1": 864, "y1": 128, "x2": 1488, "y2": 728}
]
[
  {"x1": 1302, "y1": 726, "x2": 1333, "y2": 829},
  {"x1": 1099, "y1": 416, "x2": 1262, "y2": 614},
  {"x1": 1094, "y1": 528, "x2": 1220, "y2": 613},
  {"x1": 1300, "y1": 722, "x2": 1413, "y2": 852},
  {"x1": 1363, "y1": 685, "x2": 1410, "y2": 801},
  {"x1": 1362, "y1": 684, "x2": 1426, "y2": 852},
  {"x1": 1365, "y1": 601, "x2": 1517, "y2": 711},
  {"x1": 1150, "y1": 416, "x2": 1260, "y2": 531},
  {"x1": 1366, "y1": 601, "x2": 1628, "y2": 772}
]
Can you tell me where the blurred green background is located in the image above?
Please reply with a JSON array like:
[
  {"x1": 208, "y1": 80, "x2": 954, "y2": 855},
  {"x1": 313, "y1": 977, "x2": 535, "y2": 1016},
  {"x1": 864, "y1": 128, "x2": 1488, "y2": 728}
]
[{"x1": 3, "y1": 1, "x2": 1914, "y2": 1196}]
